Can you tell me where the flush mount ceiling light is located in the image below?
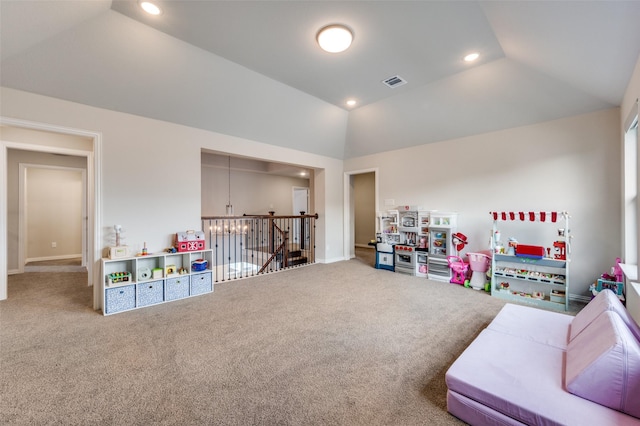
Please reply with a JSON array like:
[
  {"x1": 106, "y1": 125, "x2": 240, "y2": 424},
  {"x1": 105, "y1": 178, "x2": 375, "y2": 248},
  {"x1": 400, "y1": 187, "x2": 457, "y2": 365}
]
[
  {"x1": 316, "y1": 24, "x2": 353, "y2": 53},
  {"x1": 139, "y1": 1, "x2": 162, "y2": 15},
  {"x1": 464, "y1": 52, "x2": 480, "y2": 62},
  {"x1": 346, "y1": 99, "x2": 357, "y2": 107}
]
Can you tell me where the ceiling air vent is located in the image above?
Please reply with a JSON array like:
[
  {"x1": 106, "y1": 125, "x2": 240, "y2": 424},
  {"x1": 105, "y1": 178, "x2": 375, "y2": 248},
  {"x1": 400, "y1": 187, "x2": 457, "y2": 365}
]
[{"x1": 382, "y1": 75, "x2": 407, "y2": 88}]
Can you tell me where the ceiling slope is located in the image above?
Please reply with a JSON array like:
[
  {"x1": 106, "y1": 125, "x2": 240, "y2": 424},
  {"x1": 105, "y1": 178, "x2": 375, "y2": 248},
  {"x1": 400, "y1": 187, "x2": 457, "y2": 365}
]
[
  {"x1": 0, "y1": 8, "x2": 348, "y2": 159},
  {"x1": 1, "y1": 1, "x2": 639, "y2": 160}
]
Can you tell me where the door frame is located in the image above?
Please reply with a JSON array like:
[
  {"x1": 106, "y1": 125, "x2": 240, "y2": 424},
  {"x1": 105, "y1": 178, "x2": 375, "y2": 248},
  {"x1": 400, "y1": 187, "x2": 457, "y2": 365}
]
[
  {"x1": 0, "y1": 116, "x2": 102, "y2": 307},
  {"x1": 343, "y1": 168, "x2": 379, "y2": 260}
]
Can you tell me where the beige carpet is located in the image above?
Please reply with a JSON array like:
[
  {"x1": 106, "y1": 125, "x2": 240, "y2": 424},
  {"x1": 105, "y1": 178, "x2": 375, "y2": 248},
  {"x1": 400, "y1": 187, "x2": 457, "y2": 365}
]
[{"x1": 1, "y1": 252, "x2": 538, "y2": 425}]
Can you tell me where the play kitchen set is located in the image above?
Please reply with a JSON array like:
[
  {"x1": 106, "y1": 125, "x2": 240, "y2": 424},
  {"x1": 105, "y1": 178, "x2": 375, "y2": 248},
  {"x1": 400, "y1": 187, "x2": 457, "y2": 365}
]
[
  {"x1": 490, "y1": 211, "x2": 572, "y2": 311},
  {"x1": 375, "y1": 209, "x2": 574, "y2": 308},
  {"x1": 101, "y1": 229, "x2": 213, "y2": 315},
  {"x1": 376, "y1": 208, "x2": 461, "y2": 282}
]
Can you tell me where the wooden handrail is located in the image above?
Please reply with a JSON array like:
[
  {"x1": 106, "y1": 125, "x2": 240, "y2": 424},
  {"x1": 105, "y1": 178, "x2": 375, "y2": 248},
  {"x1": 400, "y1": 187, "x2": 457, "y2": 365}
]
[{"x1": 201, "y1": 213, "x2": 319, "y2": 220}]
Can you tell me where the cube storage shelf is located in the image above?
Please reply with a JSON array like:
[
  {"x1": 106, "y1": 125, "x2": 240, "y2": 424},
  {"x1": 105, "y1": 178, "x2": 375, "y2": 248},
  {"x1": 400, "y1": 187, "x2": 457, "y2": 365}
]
[{"x1": 101, "y1": 249, "x2": 213, "y2": 315}]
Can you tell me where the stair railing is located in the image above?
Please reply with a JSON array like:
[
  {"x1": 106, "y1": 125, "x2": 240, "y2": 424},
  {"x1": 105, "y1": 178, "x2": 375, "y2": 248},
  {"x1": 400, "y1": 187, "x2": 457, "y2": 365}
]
[{"x1": 201, "y1": 212, "x2": 317, "y2": 282}]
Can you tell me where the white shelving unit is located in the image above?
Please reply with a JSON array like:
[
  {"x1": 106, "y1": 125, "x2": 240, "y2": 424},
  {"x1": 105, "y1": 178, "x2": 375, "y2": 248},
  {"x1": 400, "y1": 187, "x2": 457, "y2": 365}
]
[
  {"x1": 427, "y1": 212, "x2": 458, "y2": 282},
  {"x1": 490, "y1": 211, "x2": 570, "y2": 312},
  {"x1": 378, "y1": 210, "x2": 400, "y2": 244},
  {"x1": 417, "y1": 211, "x2": 431, "y2": 246},
  {"x1": 101, "y1": 249, "x2": 213, "y2": 315},
  {"x1": 375, "y1": 210, "x2": 399, "y2": 271}
]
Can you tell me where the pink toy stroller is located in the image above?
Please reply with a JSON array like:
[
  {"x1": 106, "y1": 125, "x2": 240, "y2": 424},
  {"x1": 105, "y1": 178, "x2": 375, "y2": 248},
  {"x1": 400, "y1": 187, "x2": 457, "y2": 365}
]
[{"x1": 447, "y1": 255, "x2": 469, "y2": 285}]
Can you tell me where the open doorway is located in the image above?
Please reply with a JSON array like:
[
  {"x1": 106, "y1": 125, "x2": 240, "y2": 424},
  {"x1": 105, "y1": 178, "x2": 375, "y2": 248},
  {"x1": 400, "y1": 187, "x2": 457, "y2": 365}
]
[
  {"x1": 344, "y1": 168, "x2": 378, "y2": 261},
  {"x1": 1, "y1": 118, "x2": 101, "y2": 307}
]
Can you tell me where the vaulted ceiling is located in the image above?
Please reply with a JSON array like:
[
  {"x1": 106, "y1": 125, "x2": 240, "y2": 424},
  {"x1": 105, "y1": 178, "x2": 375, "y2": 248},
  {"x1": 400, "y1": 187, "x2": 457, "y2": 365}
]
[{"x1": 1, "y1": 1, "x2": 639, "y2": 159}]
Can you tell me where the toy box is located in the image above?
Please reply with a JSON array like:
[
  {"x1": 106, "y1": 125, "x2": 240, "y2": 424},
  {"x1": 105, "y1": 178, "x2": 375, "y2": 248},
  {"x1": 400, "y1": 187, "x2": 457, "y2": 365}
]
[
  {"x1": 175, "y1": 230, "x2": 205, "y2": 252},
  {"x1": 191, "y1": 259, "x2": 208, "y2": 272}
]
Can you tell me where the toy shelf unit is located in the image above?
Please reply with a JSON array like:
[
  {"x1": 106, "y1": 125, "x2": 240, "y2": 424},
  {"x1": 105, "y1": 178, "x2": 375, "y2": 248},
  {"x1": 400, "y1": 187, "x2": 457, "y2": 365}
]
[
  {"x1": 489, "y1": 211, "x2": 570, "y2": 312},
  {"x1": 418, "y1": 211, "x2": 431, "y2": 244},
  {"x1": 375, "y1": 210, "x2": 399, "y2": 271},
  {"x1": 394, "y1": 207, "x2": 421, "y2": 275},
  {"x1": 427, "y1": 212, "x2": 458, "y2": 282},
  {"x1": 101, "y1": 249, "x2": 213, "y2": 315},
  {"x1": 414, "y1": 210, "x2": 432, "y2": 277},
  {"x1": 378, "y1": 210, "x2": 400, "y2": 244}
]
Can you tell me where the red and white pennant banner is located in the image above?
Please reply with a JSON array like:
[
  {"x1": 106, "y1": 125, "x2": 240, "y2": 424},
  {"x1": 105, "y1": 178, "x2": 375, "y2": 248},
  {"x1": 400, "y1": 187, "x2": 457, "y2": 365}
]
[{"x1": 490, "y1": 211, "x2": 563, "y2": 222}]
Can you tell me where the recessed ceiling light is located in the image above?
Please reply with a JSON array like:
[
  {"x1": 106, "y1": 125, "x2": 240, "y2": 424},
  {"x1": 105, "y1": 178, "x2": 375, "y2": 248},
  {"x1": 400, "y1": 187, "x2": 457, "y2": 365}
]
[
  {"x1": 464, "y1": 52, "x2": 480, "y2": 62},
  {"x1": 346, "y1": 99, "x2": 357, "y2": 107},
  {"x1": 316, "y1": 24, "x2": 353, "y2": 53},
  {"x1": 140, "y1": 1, "x2": 162, "y2": 15}
]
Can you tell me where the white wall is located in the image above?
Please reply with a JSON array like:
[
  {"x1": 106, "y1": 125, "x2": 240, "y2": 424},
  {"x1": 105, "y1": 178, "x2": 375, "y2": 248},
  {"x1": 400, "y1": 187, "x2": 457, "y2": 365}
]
[
  {"x1": 1, "y1": 87, "x2": 345, "y2": 272},
  {"x1": 345, "y1": 108, "x2": 621, "y2": 298},
  {"x1": 201, "y1": 164, "x2": 309, "y2": 216},
  {"x1": 26, "y1": 167, "x2": 83, "y2": 261}
]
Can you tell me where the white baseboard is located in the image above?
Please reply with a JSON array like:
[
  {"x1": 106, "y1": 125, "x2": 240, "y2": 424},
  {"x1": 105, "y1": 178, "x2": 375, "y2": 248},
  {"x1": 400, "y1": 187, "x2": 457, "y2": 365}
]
[
  {"x1": 318, "y1": 256, "x2": 348, "y2": 264},
  {"x1": 26, "y1": 254, "x2": 82, "y2": 264},
  {"x1": 355, "y1": 244, "x2": 374, "y2": 249},
  {"x1": 8, "y1": 269, "x2": 20, "y2": 275},
  {"x1": 569, "y1": 294, "x2": 591, "y2": 304}
]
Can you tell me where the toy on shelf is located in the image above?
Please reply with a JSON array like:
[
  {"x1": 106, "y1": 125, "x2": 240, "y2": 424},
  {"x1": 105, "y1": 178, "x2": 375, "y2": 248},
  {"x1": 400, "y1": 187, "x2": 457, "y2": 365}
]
[
  {"x1": 108, "y1": 225, "x2": 129, "y2": 259},
  {"x1": 553, "y1": 241, "x2": 566, "y2": 260},
  {"x1": 175, "y1": 230, "x2": 206, "y2": 252},
  {"x1": 107, "y1": 271, "x2": 131, "y2": 285},
  {"x1": 192, "y1": 259, "x2": 208, "y2": 272}
]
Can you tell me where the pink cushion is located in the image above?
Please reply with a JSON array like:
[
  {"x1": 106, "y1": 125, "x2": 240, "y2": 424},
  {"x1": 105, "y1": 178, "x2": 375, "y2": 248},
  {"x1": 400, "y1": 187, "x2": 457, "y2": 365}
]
[
  {"x1": 487, "y1": 303, "x2": 572, "y2": 349},
  {"x1": 570, "y1": 289, "x2": 640, "y2": 342},
  {"x1": 566, "y1": 310, "x2": 640, "y2": 418}
]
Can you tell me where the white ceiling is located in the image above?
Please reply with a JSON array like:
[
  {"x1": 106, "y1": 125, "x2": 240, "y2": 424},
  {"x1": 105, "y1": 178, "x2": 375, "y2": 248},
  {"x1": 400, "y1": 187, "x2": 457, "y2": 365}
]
[{"x1": 1, "y1": 1, "x2": 639, "y2": 159}]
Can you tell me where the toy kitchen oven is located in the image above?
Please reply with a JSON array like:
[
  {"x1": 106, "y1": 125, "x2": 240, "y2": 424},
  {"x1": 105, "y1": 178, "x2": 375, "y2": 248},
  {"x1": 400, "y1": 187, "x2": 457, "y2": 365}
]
[
  {"x1": 394, "y1": 207, "x2": 432, "y2": 276},
  {"x1": 427, "y1": 212, "x2": 458, "y2": 282}
]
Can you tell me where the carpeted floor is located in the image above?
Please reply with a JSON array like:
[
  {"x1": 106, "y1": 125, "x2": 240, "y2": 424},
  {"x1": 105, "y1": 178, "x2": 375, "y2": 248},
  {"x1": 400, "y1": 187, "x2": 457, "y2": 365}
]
[{"x1": 0, "y1": 250, "x2": 575, "y2": 425}]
